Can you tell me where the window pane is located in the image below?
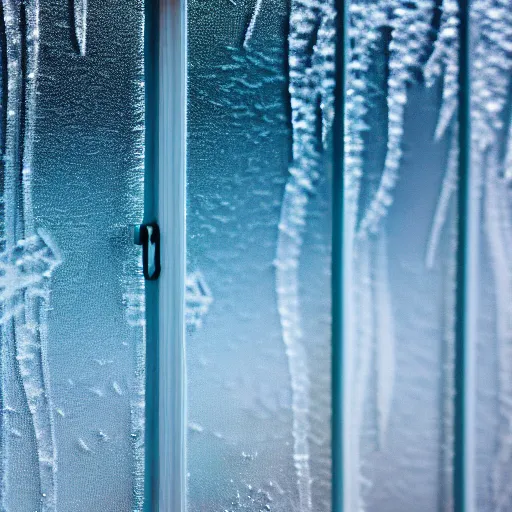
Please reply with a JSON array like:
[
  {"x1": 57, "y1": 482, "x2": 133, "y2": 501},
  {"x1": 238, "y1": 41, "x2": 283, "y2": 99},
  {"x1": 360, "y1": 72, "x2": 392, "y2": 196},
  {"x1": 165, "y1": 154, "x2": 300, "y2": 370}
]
[
  {"x1": 0, "y1": 1, "x2": 145, "y2": 510},
  {"x1": 471, "y1": 1, "x2": 512, "y2": 509},
  {"x1": 186, "y1": 3, "x2": 333, "y2": 511},
  {"x1": 344, "y1": 2, "x2": 459, "y2": 510}
]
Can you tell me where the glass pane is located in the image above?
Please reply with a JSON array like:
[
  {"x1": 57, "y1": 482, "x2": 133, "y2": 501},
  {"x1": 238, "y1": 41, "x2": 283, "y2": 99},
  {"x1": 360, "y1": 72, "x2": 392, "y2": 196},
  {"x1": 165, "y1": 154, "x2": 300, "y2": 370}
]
[
  {"x1": 471, "y1": 1, "x2": 512, "y2": 509},
  {"x1": 186, "y1": 2, "x2": 333, "y2": 511},
  {"x1": 0, "y1": 1, "x2": 145, "y2": 510},
  {"x1": 344, "y1": 1, "x2": 459, "y2": 510}
]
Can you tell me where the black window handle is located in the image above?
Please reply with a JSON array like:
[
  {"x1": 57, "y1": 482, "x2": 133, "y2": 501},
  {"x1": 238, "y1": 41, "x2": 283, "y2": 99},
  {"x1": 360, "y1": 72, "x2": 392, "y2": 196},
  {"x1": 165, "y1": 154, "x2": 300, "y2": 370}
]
[{"x1": 134, "y1": 223, "x2": 161, "y2": 280}]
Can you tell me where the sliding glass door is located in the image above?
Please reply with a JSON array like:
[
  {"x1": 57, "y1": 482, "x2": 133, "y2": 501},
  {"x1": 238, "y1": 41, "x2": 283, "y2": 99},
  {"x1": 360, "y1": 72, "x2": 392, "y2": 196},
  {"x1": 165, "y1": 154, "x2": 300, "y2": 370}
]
[{"x1": 1, "y1": 0, "x2": 512, "y2": 511}]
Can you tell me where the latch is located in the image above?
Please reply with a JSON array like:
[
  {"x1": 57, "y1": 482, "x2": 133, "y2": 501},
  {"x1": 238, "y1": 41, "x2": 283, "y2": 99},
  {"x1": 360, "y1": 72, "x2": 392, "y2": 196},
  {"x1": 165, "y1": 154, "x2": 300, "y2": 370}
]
[{"x1": 134, "y1": 223, "x2": 161, "y2": 280}]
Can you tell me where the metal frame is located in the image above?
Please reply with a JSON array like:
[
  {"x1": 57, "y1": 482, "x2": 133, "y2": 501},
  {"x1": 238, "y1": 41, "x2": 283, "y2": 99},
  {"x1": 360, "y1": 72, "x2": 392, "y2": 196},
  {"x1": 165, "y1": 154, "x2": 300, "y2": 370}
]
[
  {"x1": 332, "y1": 0, "x2": 347, "y2": 510},
  {"x1": 454, "y1": 0, "x2": 473, "y2": 511},
  {"x1": 144, "y1": 0, "x2": 187, "y2": 510}
]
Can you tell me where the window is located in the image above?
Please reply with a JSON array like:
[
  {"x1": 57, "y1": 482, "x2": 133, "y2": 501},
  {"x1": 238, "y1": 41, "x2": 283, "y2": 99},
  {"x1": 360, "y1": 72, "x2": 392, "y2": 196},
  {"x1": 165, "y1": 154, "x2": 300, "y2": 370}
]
[{"x1": 1, "y1": 0, "x2": 511, "y2": 511}]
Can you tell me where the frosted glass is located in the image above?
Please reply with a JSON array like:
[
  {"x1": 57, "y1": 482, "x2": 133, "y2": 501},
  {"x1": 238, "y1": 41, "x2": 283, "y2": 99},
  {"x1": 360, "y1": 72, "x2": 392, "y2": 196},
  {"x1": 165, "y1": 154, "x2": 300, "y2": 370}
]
[
  {"x1": 0, "y1": 1, "x2": 145, "y2": 511},
  {"x1": 186, "y1": 2, "x2": 333, "y2": 511},
  {"x1": 470, "y1": 0, "x2": 512, "y2": 510},
  {"x1": 343, "y1": 1, "x2": 459, "y2": 511}
]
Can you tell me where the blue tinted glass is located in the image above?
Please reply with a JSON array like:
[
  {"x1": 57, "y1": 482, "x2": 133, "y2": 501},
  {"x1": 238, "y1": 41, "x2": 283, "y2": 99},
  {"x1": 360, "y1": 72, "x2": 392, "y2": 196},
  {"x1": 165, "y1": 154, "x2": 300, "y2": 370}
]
[
  {"x1": 343, "y1": 2, "x2": 457, "y2": 509},
  {"x1": 186, "y1": 2, "x2": 333, "y2": 511},
  {"x1": 0, "y1": 1, "x2": 145, "y2": 510},
  {"x1": 470, "y1": 1, "x2": 512, "y2": 509}
]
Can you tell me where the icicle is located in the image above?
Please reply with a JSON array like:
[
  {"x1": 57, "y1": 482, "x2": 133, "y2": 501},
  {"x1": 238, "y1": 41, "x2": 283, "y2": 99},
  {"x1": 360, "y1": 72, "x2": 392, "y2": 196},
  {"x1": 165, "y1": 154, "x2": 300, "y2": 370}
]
[
  {"x1": 73, "y1": 0, "x2": 87, "y2": 56},
  {"x1": 343, "y1": 2, "x2": 392, "y2": 509},
  {"x1": 345, "y1": 0, "x2": 384, "y2": 231},
  {"x1": 311, "y1": 6, "x2": 336, "y2": 147},
  {"x1": 357, "y1": 0, "x2": 435, "y2": 237},
  {"x1": 276, "y1": 180, "x2": 312, "y2": 512},
  {"x1": 424, "y1": 0, "x2": 459, "y2": 140},
  {"x1": 243, "y1": 0, "x2": 263, "y2": 49},
  {"x1": 275, "y1": 1, "x2": 336, "y2": 509}
]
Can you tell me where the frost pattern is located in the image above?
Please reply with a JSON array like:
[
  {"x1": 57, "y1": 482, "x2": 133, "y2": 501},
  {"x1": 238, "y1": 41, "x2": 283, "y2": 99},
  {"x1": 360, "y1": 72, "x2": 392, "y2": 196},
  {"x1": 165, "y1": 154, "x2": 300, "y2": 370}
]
[
  {"x1": 278, "y1": 2, "x2": 334, "y2": 510},
  {"x1": 355, "y1": 0, "x2": 435, "y2": 238},
  {"x1": 374, "y1": 232, "x2": 395, "y2": 449},
  {"x1": 423, "y1": 0, "x2": 459, "y2": 267},
  {"x1": 439, "y1": 218, "x2": 457, "y2": 512},
  {"x1": 124, "y1": 295, "x2": 146, "y2": 502},
  {"x1": 505, "y1": 117, "x2": 512, "y2": 184},
  {"x1": 121, "y1": 18, "x2": 146, "y2": 510},
  {"x1": 424, "y1": 0, "x2": 512, "y2": 509},
  {"x1": 73, "y1": 0, "x2": 87, "y2": 56},
  {"x1": 344, "y1": 0, "x2": 512, "y2": 507},
  {"x1": 243, "y1": 0, "x2": 263, "y2": 49},
  {"x1": 126, "y1": 270, "x2": 213, "y2": 335},
  {"x1": 0, "y1": 1, "x2": 61, "y2": 510},
  {"x1": 486, "y1": 150, "x2": 512, "y2": 512},
  {"x1": 343, "y1": 1, "x2": 432, "y2": 508},
  {"x1": 225, "y1": 484, "x2": 273, "y2": 511},
  {"x1": 185, "y1": 271, "x2": 213, "y2": 330}
]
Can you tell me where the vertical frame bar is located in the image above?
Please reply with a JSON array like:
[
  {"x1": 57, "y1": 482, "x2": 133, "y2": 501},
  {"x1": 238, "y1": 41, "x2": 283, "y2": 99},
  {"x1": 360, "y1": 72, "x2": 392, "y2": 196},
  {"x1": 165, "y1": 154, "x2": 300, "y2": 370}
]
[
  {"x1": 158, "y1": 0, "x2": 187, "y2": 511},
  {"x1": 144, "y1": 0, "x2": 160, "y2": 509},
  {"x1": 332, "y1": 0, "x2": 347, "y2": 510},
  {"x1": 144, "y1": 0, "x2": 187, "y2": 510},
  {"x1": 454, "y1": 0, "x2": 474, "y2": 510}
]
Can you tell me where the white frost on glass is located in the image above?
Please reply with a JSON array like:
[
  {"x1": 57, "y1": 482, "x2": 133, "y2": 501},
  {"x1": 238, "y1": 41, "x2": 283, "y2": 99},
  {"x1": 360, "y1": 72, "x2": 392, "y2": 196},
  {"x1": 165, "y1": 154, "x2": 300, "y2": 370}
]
[
  {"x1": 311, "y1": 7, "x2": 336, "y2": 148},
  {"x1": 77, "y1": 438, "x2": 91, "y2": 453},
  {"x1": 343, "y1": 1, "x2": 416, "y2": 509},
  {"x1": 125, "y1": 269, "x2": 212, "y2": 334},
  {"x1": 225, "y1": 484, "x2": 273, "y2": 512},
  {"x1": 374, "y1": 232, "x2": 395, "y2": 449},
  {"x1": 185, "y1": 271, "x2": 213, "y2": 330},
  {"x1": 1, "y1": 2, "x2": 60, "y2": 511},
  {"x1": 123, "y1": 79, "x2": 146, "y2": 512},
  {"x1": 424, "y1": 0, "x2": 459, "y2": 268},
  {"x1": 486, "y1": 149, "x2": 512, "y2": 512},
  {"x1": 243, "y1": 0, "x2": 263, "y2": 49},
  {"x1": 425, "y1": 0, "x2": 512, "y2": 508},
  {"x1": 278, "y1": 2, "x2": 334, "y2": 510},
  {"x1": 505, "y1": 117, "x2": 512, "y2": 183},
  {"x1": 356, "y1": 0, "x2": 435, "y2": 238},
  {"x1": 73, "y1": 0, "x2": 87, "y2": 56},
  {"x1": 425, "y1": 132, "x2": 459, "y2": 268},
  {"x1": 351, "y1": 240, "x2": 373, "y2": 512}
]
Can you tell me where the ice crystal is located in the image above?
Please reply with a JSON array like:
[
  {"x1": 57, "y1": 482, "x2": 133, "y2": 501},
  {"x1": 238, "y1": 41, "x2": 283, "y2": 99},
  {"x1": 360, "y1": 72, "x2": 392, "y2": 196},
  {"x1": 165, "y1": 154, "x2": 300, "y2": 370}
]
[
  {"x1": 185, "y1": 271, "x2": 213, "y2": 330},
  {"x1": 73, "y1": 0, "x2": 87, "y2": 56},
  {"x1": 424, "y1": 0, "x2": 512, "y2": 509},
  {"x1": 1, "y1": 2, "x2": 60, "y2": 510},
  {"x1": 277, "y1": 1, "x2": 335, "y2": 510}
]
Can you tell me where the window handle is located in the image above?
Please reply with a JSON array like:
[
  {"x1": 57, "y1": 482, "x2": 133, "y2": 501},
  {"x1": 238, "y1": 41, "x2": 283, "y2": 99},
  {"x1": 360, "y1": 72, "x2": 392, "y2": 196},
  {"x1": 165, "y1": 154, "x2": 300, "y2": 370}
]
[{"x1": 134, "y1": 223, "x2": 161, "y2": 280}]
